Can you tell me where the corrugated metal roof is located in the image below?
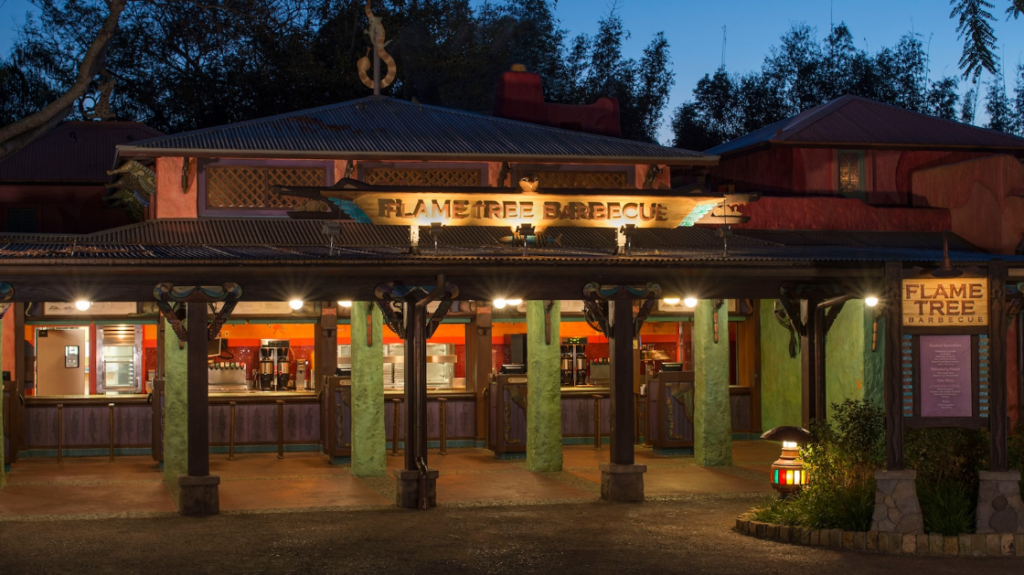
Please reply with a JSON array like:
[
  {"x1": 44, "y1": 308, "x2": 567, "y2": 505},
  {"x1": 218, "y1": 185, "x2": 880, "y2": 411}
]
[
  {"x1": 0, "y1": 218, "x2": 1017, "y2": 265},
  {"x1": 117, "y1": 96, "x2": 713, "y2": 165},
  {"x1": 706, "y1": 95, "x2": 1024, "y2": 157},
  {"x1": 0, "y1": 122, "x2": 163, "y2": 183}
]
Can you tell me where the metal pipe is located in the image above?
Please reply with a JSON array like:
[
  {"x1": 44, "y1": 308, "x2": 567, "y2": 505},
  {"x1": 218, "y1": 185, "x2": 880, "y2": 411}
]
[
  {"x1": 438, "y1": 398, "x2": 448, "y2": 455},
  {"x1": 228, "y1": 401, "x2": 236, "y2": 461},
  {"x1": 56, "y1": 403, "x2": 63, "y2": 463},
  {"x1": 108, "y1": 403, "x2": 116, "y2": 462},
  {"x1": 593, "y1": 394, "x2": 602, "y2": 450},
  {"x1": 391, "y1": 398, "x2": 401, "y2": 456},
  {"x1": 276, "y1": 400, "x2": 285, "y2": 459}
]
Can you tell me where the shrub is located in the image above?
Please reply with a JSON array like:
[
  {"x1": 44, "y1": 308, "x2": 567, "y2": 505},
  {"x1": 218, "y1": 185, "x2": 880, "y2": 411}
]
[
  {"x1": 904, "y1": 427, "x2": 988, "y2": 535},
  {"x1": 749, "y1": 399, "x2": 884, "y2": 531}
]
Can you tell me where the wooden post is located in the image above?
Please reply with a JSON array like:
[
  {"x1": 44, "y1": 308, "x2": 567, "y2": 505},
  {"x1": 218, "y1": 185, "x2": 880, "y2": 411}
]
[
  {"x1": 883, "y1": 262, "x2": 904, "y2": 470},
  {"x1": 317, "y1": 305, "x2": 338, "y2": 391},
  {"x1": 151, "y1": 378, "x2": 164, "y2": 462},
  {"x1": 404, "y1": 299, "x2": 428, "y2": 472},
  {"x1": 474, "y1": 308, "x2": 492, "y2": 442},
  {"x1": 989, "y1": 260, "x2": 1008, "y2": 472},
  {"x1": 391, "y1": 398, "x2": 401, "y2": 455},
  {"x1": 800, "y1": 300, "x2": 819, "y2": 427},
  {"x1": 108, "y1": 403, "x2": 116, "y2": 462},
  {"x1": 228, "y1": 401, "x2": 236, "y2": 461},
  {"x1": 186, "y1": 302, "x2": 210, "y2": 477},
  {"x1": 56, "y1": 403, "x2": 63, "y2": 464},
  {"x1": 607, "y1": 300, "x2": 635, "y2": 465},
  {"x1": 12, "y1": 303, "x2": 24, "y2": 464},
  {"x1": 156, "y1": 315, "x2": 166, "y2": 381},
  {"x1": 438, "y1": 398, "x2": 448, "y2": 455},
  {"x1": 276, "y1": 400, "x2": 285, "y2": 460}
]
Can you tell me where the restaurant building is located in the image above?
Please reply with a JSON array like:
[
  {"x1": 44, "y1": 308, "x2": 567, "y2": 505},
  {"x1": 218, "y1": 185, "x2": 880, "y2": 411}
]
[{"x1": 1, "y1": 70, "x2": 1023, "y2": 516}]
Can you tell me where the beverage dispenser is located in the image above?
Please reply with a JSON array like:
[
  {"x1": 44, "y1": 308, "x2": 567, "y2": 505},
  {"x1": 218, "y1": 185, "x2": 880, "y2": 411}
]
[{"x1": 258, "y1": 339, "x2": 291, "y2": 391}]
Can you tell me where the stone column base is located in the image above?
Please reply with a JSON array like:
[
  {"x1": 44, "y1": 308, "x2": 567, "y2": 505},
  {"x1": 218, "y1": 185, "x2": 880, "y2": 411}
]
[
  {"x1": 600, "y1": 463, "x2": 647, "y2": 502},
  {"x1": 177, "y1": 474, "x2": 220, "y2": 517},
  {"x1": 395, "y1": 468, "x2": 439, "y2": 509},
  {"x1": 870, "y1": 470, "x2": 923, "y2": 534},
  {"x1": 977, "y1": 470, "x2": 1024, "y2": 533}
]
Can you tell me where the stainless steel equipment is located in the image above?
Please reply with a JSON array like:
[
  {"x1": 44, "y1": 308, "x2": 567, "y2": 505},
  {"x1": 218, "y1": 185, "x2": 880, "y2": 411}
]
[
  {"x1": 560, "y1": 337, "x2": 588, "y2": 387},
  {"x1": 296, "y1": 361, "x2": 308, "y2": 390},
  {"x1": 97, "y1": 325, "x2": 142, "y2": 394},
  {"x1": 258, "y1": 339, "x2": 291, "y2": 391}
]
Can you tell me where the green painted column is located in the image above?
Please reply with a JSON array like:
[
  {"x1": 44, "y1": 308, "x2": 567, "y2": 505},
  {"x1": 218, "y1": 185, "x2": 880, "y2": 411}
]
[
  {"x1": 162, "y1": 320, "x2": 188, "y2": 502},
  {"x1": 760, "y1": 300, "x2": 802, "y2": 430},
  {"x1": 694, "y1": 299, "x2": 732, "y2": 467},
  {"x1": 825, "y1": 299, "x2": 884, "y2": 418},
  {"x1": 526, "y1": 300, "x2": 562, "y2": 472},
  {"x1": 351, "y1": 302, "x2": 386, "y2": 477}
]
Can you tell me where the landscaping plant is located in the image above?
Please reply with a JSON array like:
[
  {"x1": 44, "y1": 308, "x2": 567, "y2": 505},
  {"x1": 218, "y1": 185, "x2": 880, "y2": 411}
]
[{"x1": 904, "y1": 427, "x2": 988, "y2": 535}]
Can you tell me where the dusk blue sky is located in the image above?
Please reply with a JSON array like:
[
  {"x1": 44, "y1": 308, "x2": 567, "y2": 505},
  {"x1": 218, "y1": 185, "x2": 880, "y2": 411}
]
[{"x1": 1, "y1": 0, "x2": 1022, "y2": 144}]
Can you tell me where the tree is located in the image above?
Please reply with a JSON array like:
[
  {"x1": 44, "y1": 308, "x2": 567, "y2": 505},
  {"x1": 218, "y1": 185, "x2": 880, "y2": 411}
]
[
  {"x1": 0, "y1": 0, "x2": 125, "y2": 160},
  {"x1": 984, "y1": 64, "x2": 1015, "y2": 132},
  {"x1": 948, "y1": 0, "x2": 1023, "y2": 78},
  {"x1": 927, "y1": 77, "x2": 961, "y2": 120}
]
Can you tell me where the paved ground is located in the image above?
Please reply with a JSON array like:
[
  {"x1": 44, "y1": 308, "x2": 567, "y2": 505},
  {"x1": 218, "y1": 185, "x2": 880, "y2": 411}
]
[
  {"x1": 0, "y1": 442, "x2": 776, "y2": 519},
  {"x1": 1, "y1": 442, "x2": 1022, "y2": 573},
  {"x1": 3, "y1": 496, "x2": 1024, "y2": 574}
]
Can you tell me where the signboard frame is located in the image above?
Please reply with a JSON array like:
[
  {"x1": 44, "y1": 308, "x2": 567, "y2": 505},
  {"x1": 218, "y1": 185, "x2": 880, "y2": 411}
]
[{"x1": 900, "y1": 267, "x2": 991, "y2": 431}]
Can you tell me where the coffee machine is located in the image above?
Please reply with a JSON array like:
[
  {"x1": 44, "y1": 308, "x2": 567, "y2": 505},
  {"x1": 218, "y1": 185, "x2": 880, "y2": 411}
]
[{"x1": 258, "y1": 339, "x2": 292, "y2": 391}]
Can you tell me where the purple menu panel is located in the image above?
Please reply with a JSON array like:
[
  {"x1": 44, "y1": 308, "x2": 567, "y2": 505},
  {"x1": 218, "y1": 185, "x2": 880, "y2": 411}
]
[{"x1": 920, "y1": 335, "x2": 972, "y2": 417}]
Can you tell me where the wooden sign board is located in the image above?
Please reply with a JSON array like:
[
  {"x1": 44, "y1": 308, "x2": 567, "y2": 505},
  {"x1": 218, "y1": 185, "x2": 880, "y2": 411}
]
[
  {"x1": 901, "y1": 277, "x2": 988, "y2": 327},
  {"x1": 43, "y1": 302, "x2": 137, "y2": 316},
  {"x1": 320, "y1": 190, "x2": 722, "y2": 229}
]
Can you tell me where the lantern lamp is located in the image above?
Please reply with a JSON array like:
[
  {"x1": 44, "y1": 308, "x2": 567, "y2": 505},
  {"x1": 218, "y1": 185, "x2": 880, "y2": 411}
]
[{"x1": 761, "y1": 426, "x2": 814, "y2": 496}]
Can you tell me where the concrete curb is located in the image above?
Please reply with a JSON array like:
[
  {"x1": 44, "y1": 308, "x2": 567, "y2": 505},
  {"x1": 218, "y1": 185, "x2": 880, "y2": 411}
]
[{"x1": 735, "y1": 513, "x2": 1024, "y2": 557}]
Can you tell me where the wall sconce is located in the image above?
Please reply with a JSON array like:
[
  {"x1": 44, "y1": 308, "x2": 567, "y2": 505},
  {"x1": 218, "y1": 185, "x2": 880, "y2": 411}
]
[{"x1": 761, "y1": 426, "x2": 814, "y2": 497}]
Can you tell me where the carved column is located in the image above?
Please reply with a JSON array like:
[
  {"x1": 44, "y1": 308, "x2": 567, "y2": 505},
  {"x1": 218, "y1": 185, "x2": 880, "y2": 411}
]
[
  {"x1": 694, "y1": 299, "x2": 732, "y2": 467},
  {"x1": 351, "y1": 302, "x2": 385, "y2": 477},
  {"x1": 526, "y1": 300, "x2": 561, "y2": 472}
]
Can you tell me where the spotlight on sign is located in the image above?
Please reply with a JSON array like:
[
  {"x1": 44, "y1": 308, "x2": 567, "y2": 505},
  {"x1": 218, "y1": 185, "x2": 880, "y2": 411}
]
[
  {"x1": 75, "y1": 300, "x2": 91, "y2": 311},
  {"x1": 662, "y1": 297, "x2": 681, "y2": 305},
  {"x1": 288, "y1": 299, "x2": 304, "y2": 311},
  {"x1": 865, "y1": 296, "x2": 879, "y2": 308},
  {"x1": 337, "y1": 301, "x2": 353, "y2": 308},
  {"x1": 683, "y1": 297, "x2": 699, "y2": 309},
  {"x1": 761, "y1": 426, "x2": 814, "y2": 497}
]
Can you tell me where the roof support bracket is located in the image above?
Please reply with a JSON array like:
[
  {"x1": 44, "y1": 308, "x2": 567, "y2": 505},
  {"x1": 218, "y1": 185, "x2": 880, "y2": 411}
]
[
  {"x1": 153, "y1": 283, "x2": 243, "y2": 343},
  {"x1": 0, "y1": 283, "x2": 15, "y2": 320},
  {"x1": 581, "y1": 282, "x2": 662, "y2": 338},
  {"x1": 373, "y1": 277, "x2": 460, "y2": 339}
]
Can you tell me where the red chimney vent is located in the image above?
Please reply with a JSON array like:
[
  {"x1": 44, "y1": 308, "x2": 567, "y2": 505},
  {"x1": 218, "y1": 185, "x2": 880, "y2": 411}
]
[{"x1": 493, "y1": 66, "x2": 621, "y2": 138}]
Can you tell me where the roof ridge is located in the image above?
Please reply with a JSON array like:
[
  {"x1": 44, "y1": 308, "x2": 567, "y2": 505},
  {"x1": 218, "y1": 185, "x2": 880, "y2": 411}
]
[
  {"x1": 774, "y1": 95, "x2": 855, "y2": 141},
  {"x1": 844, "y1": 95, "x2": 1024, "y2": 143}
]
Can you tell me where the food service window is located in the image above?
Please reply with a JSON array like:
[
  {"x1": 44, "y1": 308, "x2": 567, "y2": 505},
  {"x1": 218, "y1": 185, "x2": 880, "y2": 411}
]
[{"x1": 199, "y1": 159, "x2": 334, "y2": 216}]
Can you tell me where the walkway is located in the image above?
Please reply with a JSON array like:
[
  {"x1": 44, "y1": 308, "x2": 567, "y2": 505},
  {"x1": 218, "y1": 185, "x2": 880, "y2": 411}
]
[{"x1": 0, "y1": 441, "x2": 777, "y2": 520}]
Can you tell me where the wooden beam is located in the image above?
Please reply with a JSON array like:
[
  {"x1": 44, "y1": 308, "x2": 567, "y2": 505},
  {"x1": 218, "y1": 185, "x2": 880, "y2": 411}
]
[
  {"x1": 989, "y1": 261, "x2": 1008, "y2": 472},
  {"x1": 473, "y1": 309, "x2": 492, "y2": 442},
  {"x1": 883, "y1": 262, "x2": 904, "y2": 470},
  {"x1": 799, "y1": 300, "x2": 818, "y2": 427},
  {"x1": 186, "y1": 302, "x2": 209, "y2": 477},
  {"x1": 608, "y1": 300, "x2": 635, "y2": 465},
  {"x1": 11, "y1": 303, "x2": 24, "y2": 463},
  {"x1": 316, "y1": 305, "x2": 338, "y2": 391}
]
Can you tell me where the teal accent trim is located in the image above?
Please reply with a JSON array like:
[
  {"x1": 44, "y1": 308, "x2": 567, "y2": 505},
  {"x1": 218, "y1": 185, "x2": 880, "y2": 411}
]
[
  {"x1": 561, "y1": 437, "x2": 610, "y2": 446},
  {"x1": 678, "y1": 203, "x2": 716, "y2": 227},
  {"x1": 492, "y1": 452, "x2": 526, "y2": 460},
  {"x1": 4, "y1": 464, "x2": 10, "y2": 473},
  {"x1": 209, "y1": 444, "x2": 320, "y2": 454},
  {"x1": 653, "y1": 447, "x2": 694, "y2": 457},
  {"x1": 732, "y1": 432, "x2": 762, "y2": 440},
  {"x1": 330, "y1": 457, "x2": 351, "y2": 465},
  {"x1": 28, "y1": 319, "x2": 158, "y2": 326},
  {"x1": 327, "y1": 198, "x2": 372, "y2": 223},
  {"x1": 22, "y1": 447, "x2": 153, "y2": 458}
]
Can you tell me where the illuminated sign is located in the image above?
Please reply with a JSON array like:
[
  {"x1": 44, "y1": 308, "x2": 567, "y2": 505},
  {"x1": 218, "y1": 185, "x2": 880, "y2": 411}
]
[
  {"x1": 319, "y1": 191, "x2": 723, "y2": 228},
  {"x1": 901, "y1": 277, "x2": 988, "y2": 327}
]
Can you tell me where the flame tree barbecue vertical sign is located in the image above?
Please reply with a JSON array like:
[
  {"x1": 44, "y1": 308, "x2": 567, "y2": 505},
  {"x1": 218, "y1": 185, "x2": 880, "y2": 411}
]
[{"x1": 901, "y1": 275, "x2": 989, "y2": 422}]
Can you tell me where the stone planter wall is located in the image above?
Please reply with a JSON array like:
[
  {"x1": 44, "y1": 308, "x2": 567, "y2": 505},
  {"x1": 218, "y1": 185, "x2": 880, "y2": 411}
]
[{"x1": 736, "y1": 513, "x2": 1024, "y2": 557}]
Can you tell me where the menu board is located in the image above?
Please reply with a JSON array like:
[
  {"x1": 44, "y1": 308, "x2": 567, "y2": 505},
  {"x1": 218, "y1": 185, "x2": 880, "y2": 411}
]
[{"x1": 920, "y1": 335, "x2": 972, "y2": 417}]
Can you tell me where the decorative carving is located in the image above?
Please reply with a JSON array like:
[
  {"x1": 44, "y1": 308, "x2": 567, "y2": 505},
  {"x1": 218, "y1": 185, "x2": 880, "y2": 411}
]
[
  {"x1": 357, "y1": 0, "x2": 396, "y2": 90},
  {"x1": 503, "y1": 388, "x2": 522, "y2": 445},
  {"x1": 533, "y1": 170, "x2": 627, "y2": 189},
  {"x1": 153, "y1": 283, "x2": 243, "y2": 343},
  {"x1": 581, "y1": 282, "x2": 662, "y2": 337},
  {"x1": 773, "y1": 300, "x2": 799, "y2": 358},
  {"x1": 80, "y1": 70, "x2": 116, "y2": 121},
  {"x1": 365, "y1": 168, "x2": 479, "y2": 187},
  {"x1": 105, "y1": 160, "x2": 156, "y2": 220},
  {"x1": 642, "y1": 164, "x2": 664, "y2": 189},
  {"x1": 373, "y1": 280, "x2": 459, "y2": 339}
]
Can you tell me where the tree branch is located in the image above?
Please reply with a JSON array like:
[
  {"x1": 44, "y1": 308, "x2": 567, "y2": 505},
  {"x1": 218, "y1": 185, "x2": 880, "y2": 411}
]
[{"x1": 0, "y1": 0, "x2": 127, "y2": 159}]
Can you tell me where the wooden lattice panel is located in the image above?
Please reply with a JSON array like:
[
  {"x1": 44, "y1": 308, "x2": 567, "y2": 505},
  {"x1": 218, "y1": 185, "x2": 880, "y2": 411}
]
[
  {"x1": 206, "y1": 166, "x2": 324, "y2": 209},
  {"x1": 365, "y1": 168, "x2": 480, "y2": 187},
  {"x1": 533, "y1": 171, "x2": 628, "y2": 189}
]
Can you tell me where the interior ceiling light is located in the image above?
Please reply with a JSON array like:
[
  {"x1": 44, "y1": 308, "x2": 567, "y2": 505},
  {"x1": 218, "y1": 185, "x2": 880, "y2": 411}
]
[
  {"x1": 75, "y1": 300, "x2": 91, "y2": 311},
  {"x1": 288, "y1": 299, "x2": 304, "y2": 310},
  {"x1": 662, "y1": 297, "x2": 681, "y2": 305},
  {"x1": 865, "y1": 296, "x2": 879, "y2": 308},
  {"x1": 337, "y1": 301, "x2": 353, "y2": 308},
  {"x1": 683, "y1": 297, "x2": 699, "y2": 309}
]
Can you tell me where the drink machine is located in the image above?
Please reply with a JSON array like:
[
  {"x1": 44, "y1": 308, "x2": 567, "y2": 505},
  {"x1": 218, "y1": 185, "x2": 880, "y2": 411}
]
[{"x1": 258, "y1": 339, "x2": 292, "y2": 391}]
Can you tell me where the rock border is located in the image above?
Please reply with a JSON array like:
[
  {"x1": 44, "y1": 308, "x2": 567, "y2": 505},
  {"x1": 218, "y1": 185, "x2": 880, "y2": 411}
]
[{"x1": 735, "y1": 513, "x2": 1024, "y2": 557}]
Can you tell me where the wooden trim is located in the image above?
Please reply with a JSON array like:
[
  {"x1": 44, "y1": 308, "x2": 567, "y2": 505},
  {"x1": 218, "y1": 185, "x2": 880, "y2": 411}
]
[
  {"x1": 989, "y1": 261, "x2": 1008, "y2": 471},
  {"x1": 186, "y1": 302, "x2": 209, "y2": 476},
  {"x1": 904, "y1": 417, "x2": 989, "y2": 430},
  {"x1": 884, "y1": 262, "x2": 904, "y2": 470},
  {"x1": 11, "y1": 303, "x2": 25, "y2": 464}
]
